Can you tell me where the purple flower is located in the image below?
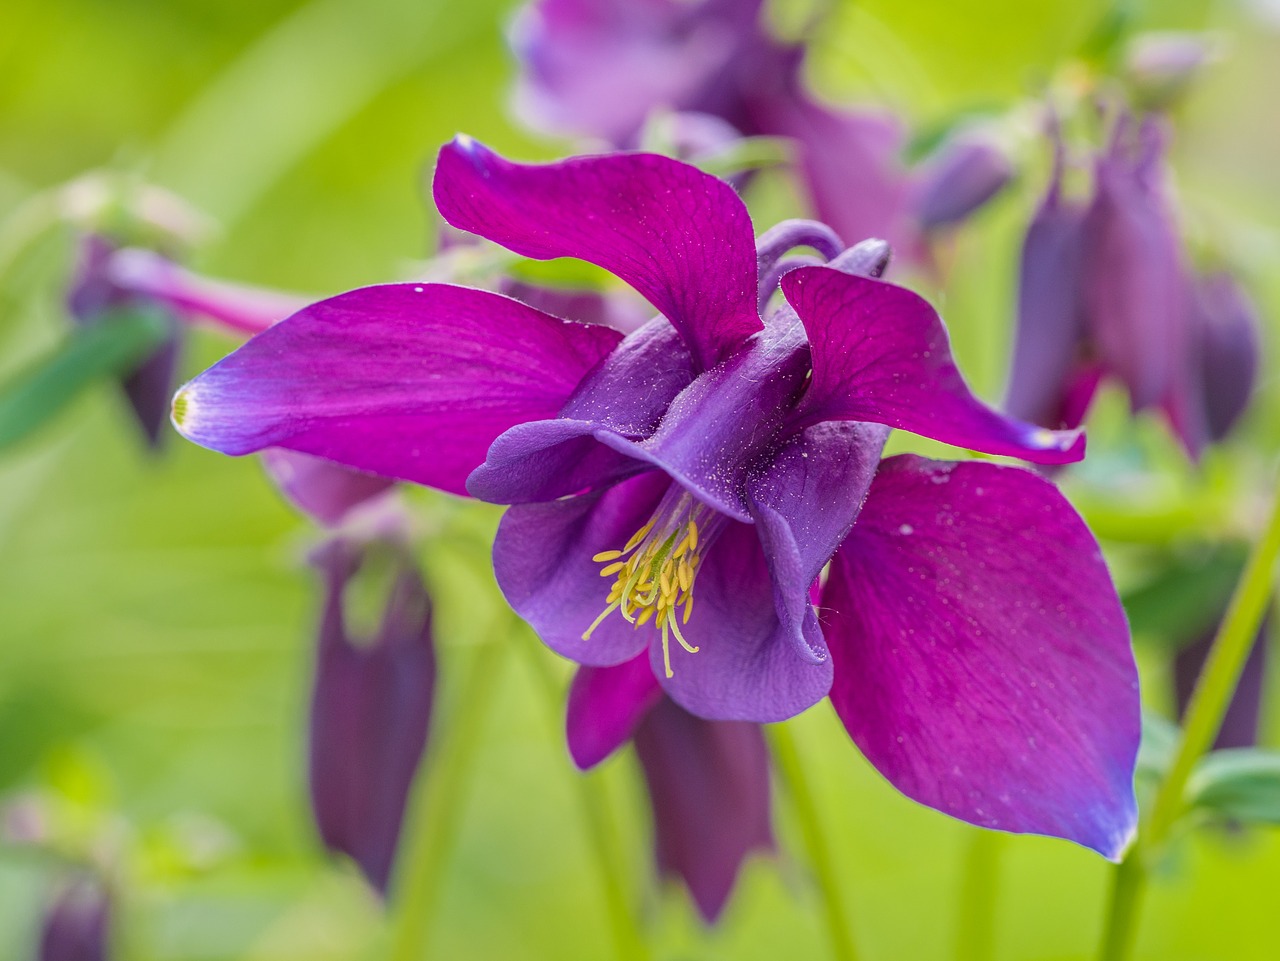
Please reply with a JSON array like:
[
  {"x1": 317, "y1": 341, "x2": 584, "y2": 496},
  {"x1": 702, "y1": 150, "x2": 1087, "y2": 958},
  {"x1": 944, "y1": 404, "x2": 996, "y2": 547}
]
[
  {"x1": 308, "y1": 537, "x2": 436, "y2": 894},
  {"x1": 174, "y1": 140, "x2": 1138, "y2": 856},
  {"x1": 509, "y1": 0, "x2": 929, "y2": 251},
  {"x1": 1005, "y1": 115, "x2": 1260, "y2": 455},
  {"x1": 38, "y1": 876, "x2": 111, "y2": 961},
  {"x1": 568, "y1": 654, "x2": 772, "y2": 923}
]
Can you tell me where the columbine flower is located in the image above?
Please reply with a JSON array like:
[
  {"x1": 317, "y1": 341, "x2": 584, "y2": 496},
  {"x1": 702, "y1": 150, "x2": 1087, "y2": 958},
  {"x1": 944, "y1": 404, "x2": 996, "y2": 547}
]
[
  {"x1": 1004, "y1": 114, "x2": 1260, "y2": 456},
  {"x1": 308, "y1": 536, "x2": 436, "y2": 894},
  {"x1": 567, "y1": 653, "x2": 772, "y2": 923},
  {"x1": 174, "y1": 140, "x2": 1138, "y2": 856},
  {"x1": 508, "y1": 0, "x2": 1008, "y2": 254}
]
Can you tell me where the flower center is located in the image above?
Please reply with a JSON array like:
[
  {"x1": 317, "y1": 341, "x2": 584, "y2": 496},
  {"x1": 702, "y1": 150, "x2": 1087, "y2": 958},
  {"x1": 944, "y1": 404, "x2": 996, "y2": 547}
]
[{"x1": 583, "y1": 491, "x2": 719, "y2": 678}]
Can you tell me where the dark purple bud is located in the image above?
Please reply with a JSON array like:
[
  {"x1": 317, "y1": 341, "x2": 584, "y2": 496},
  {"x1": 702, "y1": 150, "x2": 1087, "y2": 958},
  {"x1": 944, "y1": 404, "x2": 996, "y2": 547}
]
[
  {"x1": 912, "y1": 135, "x2": 1013, "y2": 231},
  {"x1": 1174, "y1": 613, "x2": 1270, "y2": 750},
  {"x1": 1125, "y1": 32, "x2": 1217, "y2": 110},
  {"x1": 632, "y1": 699, "x2": 773, "y2": 923},
  {"x1": 1078, "y1": 114, "x2": 1189, "y2": 412},
  {"x1": 38, "y1": 877, "x2": 111, "y2": 961},
  {"x1": 1190, "y1": 271, "x2": 1262, "y2": 442},
  {"x1": 66, "y1": 235, "x2": 183, "y2": 449},
  {"x1": 260, "y1": 450, "x2": 395, "y2": 528},
  {"x1": 308, "y1": 537, "x2": 436, "y2": 895},
  {"x1": 1004, "y1": 138, "x2": 1090, "y2": 429}
]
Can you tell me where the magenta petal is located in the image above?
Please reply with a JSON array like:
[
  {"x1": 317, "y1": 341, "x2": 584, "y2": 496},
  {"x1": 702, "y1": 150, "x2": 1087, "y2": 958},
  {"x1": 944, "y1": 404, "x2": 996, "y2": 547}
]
[
  {"x1": 260, "y1": 449, "x2": 395, "y2": 527},
  {"x1": 823, "y1": 456, "x2": 1139, "y2": 858},
  {"x1": 634, "y1": 699, "x2": 773, "y2": 923},
  {"x1": 493, "y1": 472, "x2": 668, "y2": 666},
  {"x1": 566, "y1": 655, "x2": 663, "y2": 769},
  {"x1": 657, "y1": 522, "x2": 833, "y2": 722},
  {"x1": 468, "y1": 318, "x2": 694, "y2": 503},
  {"x1": 173, "y1": 284, "x2": 621, "y2": 496},
  {"x1": 781, "y1": 266, "x2": 1083, "y2": 464},
  {"x1": 433, "y1": 138, "x2": 761, "y2": 370}
]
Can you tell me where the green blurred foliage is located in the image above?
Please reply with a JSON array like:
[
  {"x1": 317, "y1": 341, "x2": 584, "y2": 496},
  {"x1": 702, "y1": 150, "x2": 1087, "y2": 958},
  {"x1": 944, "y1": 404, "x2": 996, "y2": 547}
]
[{"x1": 1, "y1": 0, "x2": 1278, "y2": 959}]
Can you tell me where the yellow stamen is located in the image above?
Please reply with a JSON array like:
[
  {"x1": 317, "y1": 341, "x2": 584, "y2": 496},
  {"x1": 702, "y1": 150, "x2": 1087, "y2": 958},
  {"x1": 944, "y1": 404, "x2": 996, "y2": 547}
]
[{"x1": 585, "y1": 495, "x2": 714, "y2": 677}]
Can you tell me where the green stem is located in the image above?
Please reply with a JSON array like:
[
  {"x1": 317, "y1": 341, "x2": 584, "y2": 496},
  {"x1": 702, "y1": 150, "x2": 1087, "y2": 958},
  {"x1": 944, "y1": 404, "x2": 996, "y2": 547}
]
[
  {"x1": 1144, "y1": 480, "x2": 1280, "y2": 851},
  {"x1": 1098, "y1": 852, "x2": 1146, "y2": 961},
  {"x1": 1096, "y1": 475, "x2": 1280, "y2": 961},
  {"x1": 518, "y1": 637, "x2": 649, "y2": 961},
  {"x1": 768, "y1": 723, "x2": 859, "y2": 961},
  {"x1": 388, "y1": 638, "x2": 506, "y2": 961},
  {"x1": 955, "y1": 830, "x2": 1003, "y2": 961}
]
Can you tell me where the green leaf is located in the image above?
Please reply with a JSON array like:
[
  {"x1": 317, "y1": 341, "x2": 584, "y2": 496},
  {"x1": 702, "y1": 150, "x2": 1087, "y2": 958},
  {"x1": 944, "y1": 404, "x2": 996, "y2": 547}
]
[
  {"x1": 1122, "y1": 543, "x2": 1248, "y2": 650},
  {"x1": 1186, "y1": 749, "x2": 1280, "y2": 826},
  {"x1": 0, "y1": 306, "x2": 171, "y2": 452}
]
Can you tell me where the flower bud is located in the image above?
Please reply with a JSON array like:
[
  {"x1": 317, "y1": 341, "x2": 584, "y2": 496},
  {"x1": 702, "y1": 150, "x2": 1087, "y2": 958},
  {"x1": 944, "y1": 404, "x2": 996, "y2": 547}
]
[
  {"x1": 1190, "y1": 270, "x2": 1261, "y2": 442},
  {"x1": 38, "y1": 876, "x2": 111, "y2": 961},
  {"x1": 66, "y1": 235, "x2": 183, "y2": 448},
  {"x1": 1124, "y1": 32, "x2": 1218, "y2": 111},
  {"x1": 633, "y1": 699, "x2": 773, "y2": 923},
  {"x1": 307, "y1": 537, "x2": 436, "y2": 895},
  {"x1": 912, "y1": 134, "x2": 1013, "y2": 231}
]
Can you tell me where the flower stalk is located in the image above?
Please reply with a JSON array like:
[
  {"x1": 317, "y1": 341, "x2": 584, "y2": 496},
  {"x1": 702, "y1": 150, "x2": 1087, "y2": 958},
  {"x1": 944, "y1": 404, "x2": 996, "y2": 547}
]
[
  {"x1": 519, "y1": 630, "x2": 650, "y2": 961},
  {"x1": 1099, "y1": 472, "x2": 1280, "y2": 961},
  {"x1": 768, "y1": 723, "x2": 859, "y2": 961},
  {"x1": 389, "y1": 636, "x2": 507, "y2": 961},
  {"x1": 955, "y1": 831, "x2": 1003, "y2": 961}
]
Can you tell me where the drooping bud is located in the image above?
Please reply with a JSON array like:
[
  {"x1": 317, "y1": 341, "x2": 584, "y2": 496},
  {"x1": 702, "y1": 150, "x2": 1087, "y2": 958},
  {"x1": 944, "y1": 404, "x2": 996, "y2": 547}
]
[
  {"x1": 912, "y1": 133, "x2": 1014, "y2": 231},
  {"x1": 1189, "y1": 270, "x2": 1261, "y2": 442},
  {"x1": 66, "y1": 235, "x2": 184, "y2": 449},
  {"x1": 1124, "y1": 32, "x2": 1218, "y2": 111},
  {"x1": 38, "y1": 876, "x2": 111, "y2": 961},
  {"x1": 307, "y1": 537, "x2": 436, "y2": 895},
  {"x1": 1004, "y1": 134, "x2": 1090, "y2": 429},
  {"x1": 632, "y1": 698, "x2": 773, "y2": 923},
  {"x1": 1078, "y1": 114, "x2": 1188, "y2": 413}
]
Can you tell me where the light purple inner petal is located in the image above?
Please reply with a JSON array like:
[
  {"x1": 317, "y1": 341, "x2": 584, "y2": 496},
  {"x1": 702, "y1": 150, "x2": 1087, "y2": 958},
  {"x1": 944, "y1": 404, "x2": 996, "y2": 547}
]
[
  {"x1": 654, "y1": 521, "x2": 834, "y2": 722},
  {"x1": 747, "y1": 420, "x2": 889, "y2": 662},
  {"x1": 433, "y1": 138, "x2": 762, "y2": 371},
  {"x1": 173, "y1": 284, "x2": 621, "y2": 497},
  {"x1": 493, "y1": 471, "x2": 669, "y2": 666},
  {"x1": 565, "y1": 655, "x2": 663, "y2": 770},
  {"x1": 468, "y1": 318, "x2": 694, "y2": 503},
  {"x1": 781, "y1": 266, "x2": 1084, "y2": 464},
  {"x1": 595, "y1": 327, "x2": 810, "y2": 521},
  {"x1": 823, "y1": 455, "x2": 1139, "y2": 859}
]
